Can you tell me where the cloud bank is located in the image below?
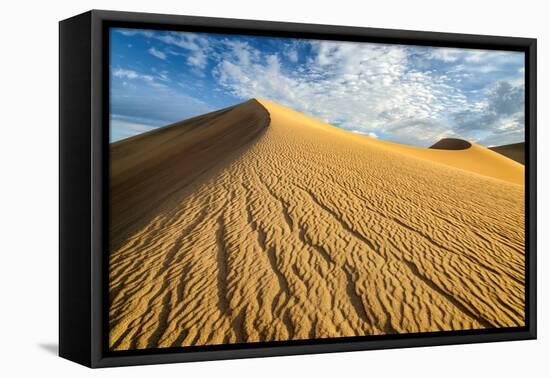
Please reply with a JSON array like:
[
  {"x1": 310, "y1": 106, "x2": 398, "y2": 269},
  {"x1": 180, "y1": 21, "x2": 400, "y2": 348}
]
[{"x1": 110, "y1": 29, "x2": 525, "y2": 146}]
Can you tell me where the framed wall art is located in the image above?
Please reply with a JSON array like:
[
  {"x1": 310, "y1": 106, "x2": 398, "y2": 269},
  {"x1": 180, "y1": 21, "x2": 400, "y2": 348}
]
[{"x1": 59, "y1": 9, "x2": 537, "y2": 368}]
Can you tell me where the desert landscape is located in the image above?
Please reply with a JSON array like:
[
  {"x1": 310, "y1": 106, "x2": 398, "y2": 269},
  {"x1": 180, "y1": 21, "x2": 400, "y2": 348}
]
[{"x1": 109, "y1": 99, "x2": 525, "y2": 351}]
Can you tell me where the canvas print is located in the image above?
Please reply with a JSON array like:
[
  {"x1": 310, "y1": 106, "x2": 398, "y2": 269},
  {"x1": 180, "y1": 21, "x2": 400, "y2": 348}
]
[{"x1": 108, "y1": 27, "x2": 526, "y2": 352}]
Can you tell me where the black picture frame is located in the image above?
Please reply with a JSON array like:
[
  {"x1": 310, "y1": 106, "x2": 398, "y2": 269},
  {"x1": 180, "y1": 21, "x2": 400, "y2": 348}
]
[{"x1": 59, "y1": 9, "x2": 537, "y2": 368}]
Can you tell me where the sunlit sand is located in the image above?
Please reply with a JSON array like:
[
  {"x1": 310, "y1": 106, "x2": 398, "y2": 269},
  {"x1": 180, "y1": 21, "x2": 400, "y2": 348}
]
[{"x1": 109, "y1": 99, "x2": 524, "y2": 350}]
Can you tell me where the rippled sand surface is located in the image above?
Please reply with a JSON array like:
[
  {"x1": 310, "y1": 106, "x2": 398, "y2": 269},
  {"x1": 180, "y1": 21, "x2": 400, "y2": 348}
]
[{"x1": 109, "y1": 99, "x2": 524, "y2": 351}]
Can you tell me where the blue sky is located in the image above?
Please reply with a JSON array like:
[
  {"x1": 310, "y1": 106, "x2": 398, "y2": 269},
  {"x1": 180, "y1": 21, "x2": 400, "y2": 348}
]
[{"x1": 110, "y1": 28, "x2": 525, "y2": 147}]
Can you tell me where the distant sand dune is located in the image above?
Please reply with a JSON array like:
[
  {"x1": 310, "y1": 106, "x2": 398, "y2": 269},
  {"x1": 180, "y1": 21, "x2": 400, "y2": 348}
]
[
  {"x1": 490, "y1": 142, "x2": 525, "y2": 165},
  {"x1": 109, "y1": 99, "x2": 525, "y2": 351},
  {"x1": 430, "y1": 138, "x2": 472, "y2": 150}
]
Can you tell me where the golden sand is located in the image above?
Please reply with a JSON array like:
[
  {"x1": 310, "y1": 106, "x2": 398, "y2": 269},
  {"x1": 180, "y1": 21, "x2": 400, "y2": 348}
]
[{"x1": 109, "y1": 99, "x2": 525, "y2": 350}]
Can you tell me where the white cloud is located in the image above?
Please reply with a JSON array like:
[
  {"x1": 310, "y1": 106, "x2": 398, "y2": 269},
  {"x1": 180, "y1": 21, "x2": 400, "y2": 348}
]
[
  {"x1": 151, "y1": 68, "x2": 170, "y2": 82},
  {"x1": 285, "y1": 49, "x2": 299, "y2": 63},
  {"x1": 156, "y1": 32, "x2": 210, "y2": 69},
  {"x1": 112, "y1": 68, "x2": 153, "y2": 82},
  {"x1": 118, "y1": 29, "x2": 211, "y2": 70},
  {"x1": 112, "y1": 68, "x2": 168, "y2": 89},
  {"x1": 350, "y1": 130, "x2": 378, "y2": 139},
  {"x1": 148, "y1": 47, "x2": 166, "y2": 60},
  {"x1": 116, "y1": 29, "x2": 154, "y2": 38},
  {"x1": 221, "y1": 39, "x2": 259, "y2": 66},
  {"x1": 112, "y1": 68, "x2": 140, "y2": 80},
  {"x1": 429, "y1": 48, "x2": 515, "y2": 65},
  {"x1": 428, "y1": 48, "x2": 461, "y2": 62}
]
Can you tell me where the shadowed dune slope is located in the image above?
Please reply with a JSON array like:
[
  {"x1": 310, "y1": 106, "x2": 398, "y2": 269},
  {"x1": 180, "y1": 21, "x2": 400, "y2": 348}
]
[
  {"x1": 110, "y1": 99, "x2": 269, "y2": 250},
  {"x1": 109, "y1": 98, "x2": 525, "y2": 351},
  {"x1": 490, "y1": 142, "x2": 525, "y2": 165}
]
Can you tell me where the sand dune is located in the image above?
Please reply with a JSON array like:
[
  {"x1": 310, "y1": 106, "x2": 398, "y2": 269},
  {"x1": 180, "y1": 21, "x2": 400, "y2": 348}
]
[
  {"x1": 490, "y1": 142, "x2": 525, "y2": 165},
  {"x1": 109, "y1": 99, "x2": 525, "y2": 351},
  {"x1": 430, "y1": 138, "x2": 472, "y2": 150}
]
